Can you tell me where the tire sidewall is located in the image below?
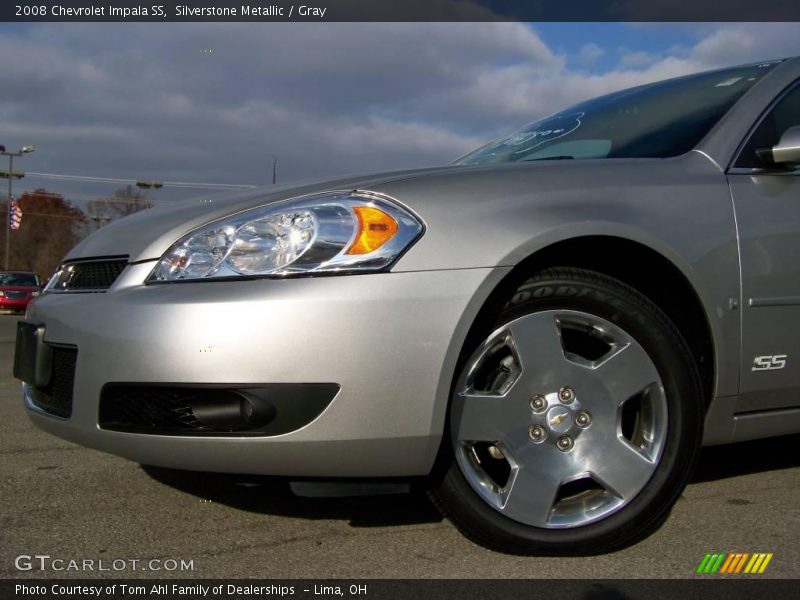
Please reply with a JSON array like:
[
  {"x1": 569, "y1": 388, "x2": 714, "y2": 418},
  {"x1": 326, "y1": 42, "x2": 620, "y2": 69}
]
[{"x1": 438, "y1": 270, "x2": 703, "y2": 554}]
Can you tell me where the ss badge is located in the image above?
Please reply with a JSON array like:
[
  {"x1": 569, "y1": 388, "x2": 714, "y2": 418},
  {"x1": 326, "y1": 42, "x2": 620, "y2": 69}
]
[{"x1": 752, "y1": 355, "x2": 788, "y2": 371}]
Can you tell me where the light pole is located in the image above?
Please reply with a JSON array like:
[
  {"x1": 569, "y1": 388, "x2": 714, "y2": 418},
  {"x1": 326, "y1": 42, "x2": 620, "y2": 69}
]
[{"x1": 0, "y1": 144, "x2": 34, "y2": 270}]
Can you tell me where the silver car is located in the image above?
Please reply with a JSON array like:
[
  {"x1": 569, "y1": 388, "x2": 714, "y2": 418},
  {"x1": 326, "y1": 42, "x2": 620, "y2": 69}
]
[{"x1": 16, "y1": 57, "x2": 800, "y2": 555}]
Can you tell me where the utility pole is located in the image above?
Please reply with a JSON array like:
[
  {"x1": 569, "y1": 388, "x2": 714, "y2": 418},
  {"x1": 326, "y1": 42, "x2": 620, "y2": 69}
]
[
  {"x1": 135, "y1": 179, "x2": 163, "y2": 208},
  {"x1": 0, "y1": 144, "x2": 34, "y2": 270},
  {"x1": 91, "y1": 216, "x2": 111, "y2": 229},
  {"x1": 89, "y1": 211, "x2": 111, "y2": 230}
]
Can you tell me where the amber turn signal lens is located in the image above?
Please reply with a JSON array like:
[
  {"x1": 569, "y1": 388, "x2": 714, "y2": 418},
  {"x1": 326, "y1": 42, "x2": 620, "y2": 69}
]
[{"x1": 345, "y1": 206, "x2": 399, "y2": 255}]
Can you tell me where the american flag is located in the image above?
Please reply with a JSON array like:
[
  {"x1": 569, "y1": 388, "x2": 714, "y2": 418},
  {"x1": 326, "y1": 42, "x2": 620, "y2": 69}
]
[{"x1": 9, "y1": 198, "x2": 22, "y2": 230}]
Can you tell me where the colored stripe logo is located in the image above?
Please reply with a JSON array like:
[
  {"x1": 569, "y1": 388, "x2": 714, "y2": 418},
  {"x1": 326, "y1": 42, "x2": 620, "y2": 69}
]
[{"x1": 696, "y1": 552, "x2": 773, "y2": 574}]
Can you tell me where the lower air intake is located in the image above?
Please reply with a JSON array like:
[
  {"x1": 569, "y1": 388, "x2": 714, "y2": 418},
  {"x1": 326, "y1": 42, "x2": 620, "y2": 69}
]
[{"x1": 99, "y1": 383, "x2": 339, "y2": 437}]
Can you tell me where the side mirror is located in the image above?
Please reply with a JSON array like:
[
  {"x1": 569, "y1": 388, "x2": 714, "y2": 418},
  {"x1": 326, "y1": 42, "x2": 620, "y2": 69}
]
[{"x1": 759, "y1": 125, "x2": 800, "y2": 167}]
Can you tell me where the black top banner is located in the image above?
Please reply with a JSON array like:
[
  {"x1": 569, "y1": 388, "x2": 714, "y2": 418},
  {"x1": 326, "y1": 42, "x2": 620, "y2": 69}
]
[{"x1": 2, "y1": 0, "x2": 800, "y2": 22}]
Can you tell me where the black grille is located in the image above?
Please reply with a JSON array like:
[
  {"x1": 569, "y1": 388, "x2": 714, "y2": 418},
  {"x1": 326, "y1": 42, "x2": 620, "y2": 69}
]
[
  {"x1": 101, "y1": 388, "x2": 212, "y2": 432},
  {"x1": 29, "y1": 347, "x2": 77, "y2": 418},
  {"x1": 5, "y1": 291, "x2": 27, "y2": 299},
  {"x1": 62, "y1": 259, "x2": 127, "y2": 291},
  {"x1": 99, "y1": 383, "x2": 340, "y2": 437}
]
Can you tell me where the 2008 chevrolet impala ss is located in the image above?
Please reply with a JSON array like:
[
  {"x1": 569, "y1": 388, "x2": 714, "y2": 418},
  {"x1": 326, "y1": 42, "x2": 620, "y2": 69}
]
[{"x1": 15, "y1": 58, "x2": 800, "y2": 555}]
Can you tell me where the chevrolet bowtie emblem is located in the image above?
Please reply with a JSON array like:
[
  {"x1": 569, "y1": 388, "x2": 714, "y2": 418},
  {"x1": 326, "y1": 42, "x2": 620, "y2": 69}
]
[{"x1": 550, "y1": 412, "x2": 569, "y2": 426}]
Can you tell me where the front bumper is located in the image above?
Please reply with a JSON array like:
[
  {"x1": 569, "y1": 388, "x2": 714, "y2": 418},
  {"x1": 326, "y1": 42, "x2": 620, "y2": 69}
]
[
  {"x1": 23, "y1": 262, "x2": 507, "y2": 477},
  {"x1": 1, "y1": 297, "x2": 30, "y2": 312}
]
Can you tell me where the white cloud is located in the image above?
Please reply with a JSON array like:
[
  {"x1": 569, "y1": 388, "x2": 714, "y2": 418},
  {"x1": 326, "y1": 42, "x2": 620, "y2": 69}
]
[
  {"x1": 1, "y1": 21, "x2": 799, "y2": 202},
  {"x1": 578, "y1": 43, "x2": 605, "y2": 66},
  {"x1": 689, "y1": 23, "x2": 800, "y2": 66},
  {"x1": 617, "y1": 50, "x2": 660, "y2": 69}
]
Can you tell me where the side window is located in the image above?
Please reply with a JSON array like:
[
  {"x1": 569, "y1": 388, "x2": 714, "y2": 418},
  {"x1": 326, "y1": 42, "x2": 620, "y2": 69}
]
[{"x1": 735, "y1": 82, "x2": 800, "y2": 169}]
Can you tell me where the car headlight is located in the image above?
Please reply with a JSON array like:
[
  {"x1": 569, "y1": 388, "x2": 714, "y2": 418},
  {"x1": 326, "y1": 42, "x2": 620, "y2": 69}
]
[{"x1": 148, "y1": 190, "x2": 423, "y2": 282}]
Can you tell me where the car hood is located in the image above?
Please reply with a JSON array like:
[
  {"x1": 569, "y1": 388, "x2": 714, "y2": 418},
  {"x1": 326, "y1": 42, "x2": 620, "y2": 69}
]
[
  {"x1": 66, "y1": 153, "x2": 725, "y2": 272},
  {"x1": 66, "y1": 166, "x2": 458, "y2": 263},
  {"x1": 0, "y1": 285, "x2": 37, "y2": 292}
]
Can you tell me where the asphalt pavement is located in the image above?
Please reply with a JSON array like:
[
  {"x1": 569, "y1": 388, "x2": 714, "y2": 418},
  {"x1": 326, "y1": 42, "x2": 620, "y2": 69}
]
[{"x1": 1, "y1": 314, "x2": 798, "y2": 579}]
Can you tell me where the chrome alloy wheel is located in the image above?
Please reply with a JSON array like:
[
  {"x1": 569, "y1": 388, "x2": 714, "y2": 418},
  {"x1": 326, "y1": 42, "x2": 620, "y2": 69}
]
[{"x1": 450, "y1": 310, "x2": 668, "y2": 529}]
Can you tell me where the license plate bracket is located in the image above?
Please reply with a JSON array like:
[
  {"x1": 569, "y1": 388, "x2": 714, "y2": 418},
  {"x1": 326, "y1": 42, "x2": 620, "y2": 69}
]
[{"x1": 14, "y1": 321, "x2": 52, "y2": 387}]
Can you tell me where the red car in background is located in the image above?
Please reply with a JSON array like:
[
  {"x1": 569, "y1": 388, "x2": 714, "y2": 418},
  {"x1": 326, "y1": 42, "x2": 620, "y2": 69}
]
[{"x1": 0, "y1": 271, "x2": 40, "y2": 313}]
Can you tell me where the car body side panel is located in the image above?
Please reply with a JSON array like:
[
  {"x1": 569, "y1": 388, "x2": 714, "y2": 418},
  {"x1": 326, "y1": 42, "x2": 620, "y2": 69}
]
[
  {"x1": 730, "y1": 173, "x2": 800, "y2": 413},
  {"x1": 379, "y1": 154, "x2": 742, "y2": 400}
]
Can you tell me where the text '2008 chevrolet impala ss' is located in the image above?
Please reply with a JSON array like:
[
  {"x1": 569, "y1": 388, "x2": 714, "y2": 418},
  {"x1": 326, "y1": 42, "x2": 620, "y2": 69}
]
[{"x1": 15, "y1": 58, "x2": 800, "y2": 555}]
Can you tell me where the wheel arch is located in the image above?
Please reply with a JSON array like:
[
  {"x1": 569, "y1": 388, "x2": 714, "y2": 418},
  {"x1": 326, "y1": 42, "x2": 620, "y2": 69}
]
[{"x1": 456, "y1": 235, "x2": 716, "y2": 409}]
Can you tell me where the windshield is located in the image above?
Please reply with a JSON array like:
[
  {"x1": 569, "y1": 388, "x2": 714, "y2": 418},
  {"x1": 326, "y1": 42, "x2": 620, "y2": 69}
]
[
  {"x1": 456, "y1": 62, "x2": 782, "y2": 165},
  {"x1": 0, "y1": 273, "x2": 39, "y2": 286}
]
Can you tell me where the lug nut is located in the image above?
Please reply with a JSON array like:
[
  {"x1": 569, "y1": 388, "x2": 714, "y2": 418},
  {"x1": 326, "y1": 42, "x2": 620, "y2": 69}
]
[
  {"x1": 576, "y1": 411, "x2": 592, "y2": 428},
  {"x1": 556, "y1": 435, "x2": 574, "y2": 452},
  {"x1": 559, "y1": 386, "x2": 575, "y2": 404},
  {"x1": 529, "y1": 424, "x2": 546, "y2": 443},
  {"x1": 487, "y1": 445, "x2": 505, "y2": 460},
  {"x1": 530, "y1": 394, "x2": 547, "y2": 413}
]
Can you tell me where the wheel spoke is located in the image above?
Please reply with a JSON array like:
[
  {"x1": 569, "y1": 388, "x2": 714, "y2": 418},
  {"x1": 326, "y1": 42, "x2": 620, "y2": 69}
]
[
  {"x1": 505, "y1": 315, "x2": 568, "y2": 388},
  {"x1": 593, "y1": 341, "x2": 661, "y2": 407},
  {"x1": 452, "y1": 392, "x2": 518, "y2": 442},
  {"x1": 501, "y1": 458, "x2": 566, "y2": 527},
  {"x1": 588, "y1": 433, "x2": 657, "y2": 501}
]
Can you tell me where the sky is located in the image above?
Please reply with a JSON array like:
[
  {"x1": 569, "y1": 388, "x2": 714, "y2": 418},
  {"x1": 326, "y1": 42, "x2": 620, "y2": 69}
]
[{"x1": 1, "y1": 21, "x2": 800, "y2": 207}]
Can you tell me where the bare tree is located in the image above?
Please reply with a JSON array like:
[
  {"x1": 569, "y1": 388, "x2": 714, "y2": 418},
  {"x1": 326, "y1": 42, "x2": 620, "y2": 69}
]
[{"x1": 87, "y1": 185, "x2": 149, "y2": 229}]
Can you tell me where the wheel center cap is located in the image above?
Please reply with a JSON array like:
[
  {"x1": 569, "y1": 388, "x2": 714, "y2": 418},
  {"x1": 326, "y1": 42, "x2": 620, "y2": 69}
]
[{"x1": 546, "y1": 406, "x2": 573, "y2": 433}]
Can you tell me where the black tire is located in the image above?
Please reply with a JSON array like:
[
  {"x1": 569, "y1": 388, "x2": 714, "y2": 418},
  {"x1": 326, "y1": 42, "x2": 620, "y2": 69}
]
[{"x1": 429, "y1": 267, "x2": 704, "y2": 555}]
